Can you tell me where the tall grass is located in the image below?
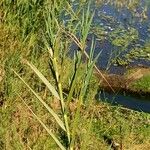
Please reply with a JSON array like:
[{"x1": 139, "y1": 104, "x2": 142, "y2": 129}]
[
  {"x1": 2, "y1": 1, "x2": 150, "y2": 150},
  {"x1": 9, "y1": 0, "x2": 100, "y2": 149}
]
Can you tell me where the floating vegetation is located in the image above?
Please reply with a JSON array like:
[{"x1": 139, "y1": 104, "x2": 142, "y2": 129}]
[
  {"x1": 95, "y1": 0, "x2": 147, "y2": 19},
  {"x1": 90, "y1": 0, "x2": 150, "y2": 70},
  {"x1": 111, "y1": 57, "x2": 129, "y2": 66},
  {"x1": 109, "y1": 27, "x2": 138, "y2": 48},
  {"x1": 98, "y1": 13, "x2": 116, "y2": 23},
  {"x1": 106, "y1": 26, "x2": 139, "y2": 66},
  {"x1": 91, "y1": 26, "x2": 108, "y2": 41},
  {"x1": 126, "y1": 41, "x2": 150, "y2": 61}
]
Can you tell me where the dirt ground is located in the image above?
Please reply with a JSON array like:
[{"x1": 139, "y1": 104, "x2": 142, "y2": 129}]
[{"x1": 95, "y1": 67, "x2": 150, "y2": 96}]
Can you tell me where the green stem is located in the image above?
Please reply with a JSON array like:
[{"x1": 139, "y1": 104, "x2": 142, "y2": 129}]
[{"x1": 53, "y1": 58, "x2": 71, "y2": 145}]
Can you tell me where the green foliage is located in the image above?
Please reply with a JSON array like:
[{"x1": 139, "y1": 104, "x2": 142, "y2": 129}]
[
  {"x1": 109, "y1": 27, "x2": 138, "y2": 48},
  {"x1": 131, "y1": 75, "x2": 150, "y2": 91},
  {"x1": 8, "y1": 0, "x2": 98, "y2": 149},
  {"x1": 126, "y1": 41, "x2": 150, "y2": 61},
  {"x1": 1, "y1": 0, "x2": 150, "y2": 149}
]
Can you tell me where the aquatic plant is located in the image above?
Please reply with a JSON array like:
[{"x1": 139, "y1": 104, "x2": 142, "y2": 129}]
[
  {"x1": 11, "y1": 1, "x2": 101, "y2": 149},
  {"x1": 109, "y1": 26, "x2": 138, "y2": 48},
  {"x1": 126, "y1": 41, "x2": 150, "y2": 61}
]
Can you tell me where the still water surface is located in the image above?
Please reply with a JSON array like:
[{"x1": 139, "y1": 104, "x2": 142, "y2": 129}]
[
  {"x1": 91, "y1": 0, "x2": 150, "y2": 113},
  {"x1": 72, "y1": 0, "x2": 150, "y2": 113}
]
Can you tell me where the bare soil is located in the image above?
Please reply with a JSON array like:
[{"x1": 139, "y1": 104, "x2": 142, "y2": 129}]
[{"x1": 95, "y1": 67, "x2": 150, "y2": 97}]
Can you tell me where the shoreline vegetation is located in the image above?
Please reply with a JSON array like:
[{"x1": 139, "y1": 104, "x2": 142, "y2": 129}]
[
  {"x1": 95, "y1": 67, "x2": 150, "y2": 97},
  {"x1": 0, "y1": 0, "x2": 150, "y2": 149}
]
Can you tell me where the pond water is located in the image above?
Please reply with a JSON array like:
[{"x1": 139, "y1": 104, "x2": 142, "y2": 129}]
[
  {"x1": 90, "y1": 1, "x2": 150, "y2": 113},
  {"x1": 71, "y1": 0, "x2": 150, "y2": 113},
  {"x1": 98, "y1": 90, "x2": 150, "y2": 113},
  {"x1": 89, "y1": 0, "x2": 150, "y2": 74}
]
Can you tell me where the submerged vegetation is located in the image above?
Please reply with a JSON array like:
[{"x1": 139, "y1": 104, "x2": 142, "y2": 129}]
[{"x1": 0, "y1": 0, "x2": 150, "y2": 149}]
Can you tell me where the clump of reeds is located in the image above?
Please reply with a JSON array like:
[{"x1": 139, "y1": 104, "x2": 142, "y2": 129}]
[{"x1": 13, "y1": 1, "x2": 100, "y2": 149}]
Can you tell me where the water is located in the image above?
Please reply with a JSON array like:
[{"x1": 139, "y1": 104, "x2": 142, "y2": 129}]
[
  {"x1": 98, "y1": 91, "x2": 150, "y2": 113},
  {"x1": 70, "y1": 0, "x2": 150, "y2": 113},
  {"x1": 89, "y1": 0, "x2": 150, "y2": 74},
  {"x1": 91, "y1": 0, "x2": 150, "y2": 113}
]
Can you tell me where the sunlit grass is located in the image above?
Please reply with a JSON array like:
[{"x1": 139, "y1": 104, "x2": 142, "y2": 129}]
[{"x1": 1, "y1": 0, "x2": 150, "y2": 150}]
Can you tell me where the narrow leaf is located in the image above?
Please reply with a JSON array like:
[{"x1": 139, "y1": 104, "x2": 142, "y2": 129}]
[
  {"x1": 18, "y1": 95, "x2": 66, "y2": 150},
  {"x1": 13, "y1": 69, "x2": 66, "y2": 132},
  {"x1": 25, "y1": 60, "x2": 60, "y2": 100}
]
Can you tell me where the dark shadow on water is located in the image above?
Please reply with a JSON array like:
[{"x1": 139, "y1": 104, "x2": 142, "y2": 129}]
[{"x1": 97, "y1": 90, "x2": 150, "y2": 113}]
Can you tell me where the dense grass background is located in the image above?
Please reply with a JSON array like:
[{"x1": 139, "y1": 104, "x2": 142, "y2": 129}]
[{"x1": 0, "y1": 0, "x2": 150, "y2": 149}]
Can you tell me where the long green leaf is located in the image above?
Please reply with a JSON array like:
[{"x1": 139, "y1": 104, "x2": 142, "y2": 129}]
[
  {"x1": 25, "y1": 60, "x2": 60, "y2": 100},
  {"x1": 18, "y1": 95, "x2": 66, "y2": 150},
  {"x1": 13, "y1": 69, "x2": 66, "y2": 132}
]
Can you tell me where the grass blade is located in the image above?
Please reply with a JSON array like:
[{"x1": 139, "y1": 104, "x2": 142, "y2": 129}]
[
  {"x1": 24, "y1": 60, "x2": 60, "y2": 100},
  {"x1": 18, "y1": 94, "x2": 66, "y2": 150},
  {"x1": 13, "y1": 69, "x2": 66, "y2": 132}
]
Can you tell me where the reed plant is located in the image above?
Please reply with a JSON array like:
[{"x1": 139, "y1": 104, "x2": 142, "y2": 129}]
[
  {"x1": 12, "y1": 0, "x2": 100, "y2": 149},
  {"x1": 2, "y1": 1, "x2": 149, "y2": 150}
]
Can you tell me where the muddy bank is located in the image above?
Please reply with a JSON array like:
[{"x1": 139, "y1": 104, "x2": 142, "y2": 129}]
[{"x1": 95, "y1": 67, "x2": 150, "y2": 98}]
